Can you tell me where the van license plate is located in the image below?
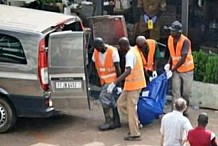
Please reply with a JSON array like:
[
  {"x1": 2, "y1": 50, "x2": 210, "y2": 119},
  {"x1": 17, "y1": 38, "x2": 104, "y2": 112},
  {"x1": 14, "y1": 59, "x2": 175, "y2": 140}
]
[{"x1": 55, "y1": 81, "x2": 82, "y2": 89}]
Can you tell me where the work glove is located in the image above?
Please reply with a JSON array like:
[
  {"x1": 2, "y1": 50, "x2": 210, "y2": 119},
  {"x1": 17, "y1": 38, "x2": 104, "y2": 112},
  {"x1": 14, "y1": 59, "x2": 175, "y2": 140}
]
[
  {"x1": 107, "y1": 82, "x2": 116, "y2": 93},
  {"x1": 166, "y1": 70, "x2": 173, "y2": 79},
  {"x1": 149, "y1": 76, "x2": 154, "y2": 82},
  {"x1": 164, "y1": 63, "x2": 170, "y2": 71},
  {"x1": 149, "y1": 71, "x2": 157, "y2": 82},
  {"x1": 152, "y1": 71, "x2": 158, "y2": 78},
  {"x1": 116, "y1": 87, "x2": 122, "y2": 95}
]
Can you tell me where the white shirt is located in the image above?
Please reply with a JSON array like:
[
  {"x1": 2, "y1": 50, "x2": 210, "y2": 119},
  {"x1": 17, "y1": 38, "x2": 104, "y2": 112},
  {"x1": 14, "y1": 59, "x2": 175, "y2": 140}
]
[
  {"x1": 125, "y1": 48, "x2": 136, "y2": 69},
  {"x1": 211, "y1": 132, "x2": 216, "y2": 140},
  {"x1": 92, "y1": 48, "x2": 120, "y2": 65},
  {"x1": 160, "y1": 110, "x2": 193, "y2": 146}
]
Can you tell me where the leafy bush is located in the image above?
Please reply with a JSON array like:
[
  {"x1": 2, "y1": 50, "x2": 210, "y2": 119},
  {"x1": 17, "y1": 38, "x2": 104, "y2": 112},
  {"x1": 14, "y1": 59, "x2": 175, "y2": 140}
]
[{"x1": 193, "y1": 50, "x2": 218, "y2": 84}]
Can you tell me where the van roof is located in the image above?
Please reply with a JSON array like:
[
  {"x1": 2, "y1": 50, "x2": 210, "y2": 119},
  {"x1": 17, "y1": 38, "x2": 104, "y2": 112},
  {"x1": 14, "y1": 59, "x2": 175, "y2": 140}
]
[{"x1": 0, "y1": 5, "x2": 81, "y2": 33}]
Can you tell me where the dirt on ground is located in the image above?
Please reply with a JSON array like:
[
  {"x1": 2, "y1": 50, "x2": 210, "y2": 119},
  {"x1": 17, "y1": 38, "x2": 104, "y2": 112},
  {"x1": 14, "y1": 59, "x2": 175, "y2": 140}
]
[{"x1": 0, "y1": 99, "x2": 218, "y2": 146}]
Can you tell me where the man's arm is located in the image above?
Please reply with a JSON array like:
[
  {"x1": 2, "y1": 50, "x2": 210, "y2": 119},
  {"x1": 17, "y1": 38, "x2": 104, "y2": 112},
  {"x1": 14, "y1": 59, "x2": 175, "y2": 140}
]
[
  {"x1": 88, "y1": 60, "x2": 101, "y2": 86},
  {"x1": 160, "y1": 134, "x2": 164, "y2": 146},
  {"x1": 211, "y1": 138, "x2": 217, "y2": 146},
  {"x1": 160, "y1": 118, "x2": 165, "y2": 146},
  {"x1": 114, "y1": 62, "x2": 121, "y2": 77},
  {"x1": 88, "y1": 60, "x2": 95, "y2": 78},
  {"x1": 114, "y1": 62, "x2": 122, "y2": 86},
  {"x1": 114, "y1": 67, "x2": 131, "y2": 85},
  {"x1": 153, "y1": 41, "x2": 161, "y2": 71},
  {"x1": 211, "y1": 132, "x2": 218, "y2": 146},
  {"x1": 172, "y1": 40, "x2": 189, "y2": 72}
]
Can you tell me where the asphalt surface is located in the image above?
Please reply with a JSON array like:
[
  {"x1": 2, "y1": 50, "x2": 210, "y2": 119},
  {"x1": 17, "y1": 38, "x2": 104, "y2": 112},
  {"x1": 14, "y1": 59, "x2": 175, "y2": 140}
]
[{"x1": 0, "y1": 100, "x2": 218, "y2": 146}]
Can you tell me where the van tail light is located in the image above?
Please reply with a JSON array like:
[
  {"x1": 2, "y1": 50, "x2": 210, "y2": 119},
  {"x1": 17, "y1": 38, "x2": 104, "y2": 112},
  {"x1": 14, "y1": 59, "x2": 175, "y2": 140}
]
[{"x1": 38, "y1": 39, "x2": 49, "y2": 91}]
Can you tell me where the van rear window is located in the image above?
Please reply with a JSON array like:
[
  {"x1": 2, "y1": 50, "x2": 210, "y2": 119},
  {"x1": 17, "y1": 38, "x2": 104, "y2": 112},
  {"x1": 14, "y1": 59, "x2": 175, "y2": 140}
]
[
  {"x1": 45, "y1": 21, "x2": 83, "y2": 47},
  {"x1": 63, "y1": 22, "x2": 83, "y2": 31},
  {"x1": 0, "y1": 34, "x2": 27, "y2": 64}
]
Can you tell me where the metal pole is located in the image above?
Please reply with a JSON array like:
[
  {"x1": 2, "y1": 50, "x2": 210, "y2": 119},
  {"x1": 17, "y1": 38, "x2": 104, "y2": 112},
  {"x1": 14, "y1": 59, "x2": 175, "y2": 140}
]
[{"x1": 182, "y1": 0, "x2": 189, "y2": 36}]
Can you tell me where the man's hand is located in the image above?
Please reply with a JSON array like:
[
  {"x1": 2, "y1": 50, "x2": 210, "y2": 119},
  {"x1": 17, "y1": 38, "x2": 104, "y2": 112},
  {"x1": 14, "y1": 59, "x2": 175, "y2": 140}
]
[
  {"x1": 116, "y1": 87, "x2": 122, "y2": 95},
  {"x1": 164, "y1": 63, "x2": 170, "y2": 71},
  {"x1": 152, "y1": 71, "x2": 158, "y2": 78},
  {"x1": 107, "y1": 82, "x2": 116, "y2": 93},
  {"x1": 149, "y1": 76, "x2": 154, "y2": 82},
  {"x1": 166, "y1": 70, "x2": 173, "y2": 79}
]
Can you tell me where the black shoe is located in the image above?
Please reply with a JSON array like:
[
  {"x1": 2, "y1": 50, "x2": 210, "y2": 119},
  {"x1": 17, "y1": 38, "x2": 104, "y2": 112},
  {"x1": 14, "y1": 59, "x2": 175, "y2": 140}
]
[
  {"x1": 98, "y1": 123, "x2": 115, "y2": 131},
  {"x1": 124, "y1": 135, "x2": 141, "y2": 141},
  {"x1": 112, "y1": 122, "x2": 121, "y2": 129}
]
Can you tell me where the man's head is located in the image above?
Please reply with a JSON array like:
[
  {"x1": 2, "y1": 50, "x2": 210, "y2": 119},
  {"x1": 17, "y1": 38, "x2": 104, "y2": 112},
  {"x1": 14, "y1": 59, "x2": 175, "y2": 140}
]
[
  {"x1": 118, "y1": 37, "x2": 130, "y2": 54},
  {"x1": 198, "y1": 112, "x2": 208, "y2": 127},
  {"x1": 136, "y1": 36, "x2": 147, "y2": 51},
  {"x1": 93, "y1": 37, "x2": 106, "y2": 53},
  {"x1": 169, "y1": 21, "x2": 182, "y2": 38},
  {"x1": 174, "y1": 98, "x2": 187, "y2": 112}
]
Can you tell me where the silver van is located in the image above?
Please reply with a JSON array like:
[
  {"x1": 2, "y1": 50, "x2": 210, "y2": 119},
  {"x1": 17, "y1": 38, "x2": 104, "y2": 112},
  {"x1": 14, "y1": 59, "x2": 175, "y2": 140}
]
[{"x1": 0, "y1": 5, "x2": 89, "y2": 133}]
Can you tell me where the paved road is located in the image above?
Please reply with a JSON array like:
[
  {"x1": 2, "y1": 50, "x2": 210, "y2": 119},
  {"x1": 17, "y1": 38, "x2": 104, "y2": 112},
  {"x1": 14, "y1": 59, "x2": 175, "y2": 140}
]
[{"x1": 0, "y1": 100, "x2": 218, "y2": 146}]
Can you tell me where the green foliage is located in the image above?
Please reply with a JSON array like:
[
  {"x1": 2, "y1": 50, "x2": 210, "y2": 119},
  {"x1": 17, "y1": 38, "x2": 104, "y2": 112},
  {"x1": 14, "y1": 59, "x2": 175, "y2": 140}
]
[{"x1": 193, "y1": 50, "x2": 218, "y2": 84}]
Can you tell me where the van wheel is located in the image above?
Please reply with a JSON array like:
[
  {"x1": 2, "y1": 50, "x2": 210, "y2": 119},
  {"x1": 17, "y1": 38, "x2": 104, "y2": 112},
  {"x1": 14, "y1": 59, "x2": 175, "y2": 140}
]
[{"x1": 0, "y1": 98, "x2": 16, "y2": 133}]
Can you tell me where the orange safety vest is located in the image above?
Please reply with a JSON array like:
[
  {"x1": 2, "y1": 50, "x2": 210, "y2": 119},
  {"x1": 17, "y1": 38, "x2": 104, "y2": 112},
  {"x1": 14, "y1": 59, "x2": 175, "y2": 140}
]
[
  {"x1": 168, "y1": 34, "x2": 194, "y2": 73},
  {"x1": 93, "y1": 45, "x2": 117, "y2": 85},
  {"x1": 135, "y1": 45, "x2": 147, "y2": 70},
  {"x1": 145, "y1": 39, "x2": 156, "y2": 71},
  {"x1": 124, "y1": 47, "x2": 146, "y2": 91},
  {"x1": 135, "y1": 39, "x2": 156, "y2": 71}
]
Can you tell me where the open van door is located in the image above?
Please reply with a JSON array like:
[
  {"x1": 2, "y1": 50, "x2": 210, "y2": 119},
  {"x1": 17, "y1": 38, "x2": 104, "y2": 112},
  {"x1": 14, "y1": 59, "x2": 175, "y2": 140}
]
[
  {"x1": 88, "y1": 15, "x2": 128, "y2": 88},
  {"x1": 48, "y1": 31, "x2": 89, "y2": 110},
  {"x1": 89, "y1": 15, "x2": 128, "y2": 46}
]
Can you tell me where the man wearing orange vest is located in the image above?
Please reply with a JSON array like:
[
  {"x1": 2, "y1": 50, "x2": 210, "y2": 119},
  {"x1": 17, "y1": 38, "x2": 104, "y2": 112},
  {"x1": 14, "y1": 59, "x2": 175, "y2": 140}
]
[
  {"x1": 135, "y1": 35, "x2": 160, "y2": 82},
  {"x1": 165, "y1": 21, "x2": 195, "y2": 117},
  {"x1": 91, "y1": 37, "x2": 122, "y2": 131},
  {"x1": 107, "y1": 37, "x2": 146, "y2": 141}
]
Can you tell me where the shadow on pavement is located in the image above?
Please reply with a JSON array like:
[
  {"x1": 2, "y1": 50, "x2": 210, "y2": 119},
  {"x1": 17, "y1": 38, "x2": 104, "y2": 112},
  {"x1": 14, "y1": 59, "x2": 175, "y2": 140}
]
[{"x1": 11, "y1": 113, "x2": 86, "y2": 133}]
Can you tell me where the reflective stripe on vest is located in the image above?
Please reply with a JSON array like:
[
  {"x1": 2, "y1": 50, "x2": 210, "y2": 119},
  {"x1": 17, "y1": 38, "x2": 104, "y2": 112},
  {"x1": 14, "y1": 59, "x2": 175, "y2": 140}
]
[
  {"x1": 97, "y1": 67, "x2": 116, "y2": 72},
  {"x1": 168, "y1": 34, "x2": 194, "y2": 73},
  {"x1": 124, "y1": 47, "x2": 146, "y2": 91},
  {"x1": 94, "y1": 45, "x2": 117, "y2": 85}
]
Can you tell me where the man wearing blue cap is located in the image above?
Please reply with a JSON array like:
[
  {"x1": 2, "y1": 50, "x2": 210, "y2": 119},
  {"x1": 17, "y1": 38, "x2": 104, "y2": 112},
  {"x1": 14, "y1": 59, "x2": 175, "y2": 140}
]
[{"x1": 164, "y1": 21, "x2": 195, "y2": 117}]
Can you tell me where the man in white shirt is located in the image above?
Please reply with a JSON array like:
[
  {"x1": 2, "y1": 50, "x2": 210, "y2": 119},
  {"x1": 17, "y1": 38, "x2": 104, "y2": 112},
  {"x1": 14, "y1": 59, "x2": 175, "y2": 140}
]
[
  {"x1": 160, "y1": 98, "x2": 193, "y2": 146},
  {"x1": 107, "y1": 37, "x2": 146, "y2": 141}
]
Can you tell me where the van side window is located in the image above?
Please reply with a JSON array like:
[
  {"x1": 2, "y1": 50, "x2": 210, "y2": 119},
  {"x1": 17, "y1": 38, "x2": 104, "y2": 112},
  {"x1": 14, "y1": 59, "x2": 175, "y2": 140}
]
[{"x1": 0, "y1": 33, "x2": 27, "y2": 64}]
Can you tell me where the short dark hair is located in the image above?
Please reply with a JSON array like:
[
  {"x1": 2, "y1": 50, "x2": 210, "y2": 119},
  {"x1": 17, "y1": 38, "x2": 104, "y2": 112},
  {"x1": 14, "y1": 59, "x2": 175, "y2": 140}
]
[
  {"x1": 174, "y1": 98, "x2": 187, "y2": 111},
  {"x1": 93, "y1": 37, "x2": 104, "y2": 48},
  {"x1": 198, "y1": 112, "x2": 208, "y2": 126},
  {"x1": 118, "y1": 37, "x2": 129, "y2": 47}
]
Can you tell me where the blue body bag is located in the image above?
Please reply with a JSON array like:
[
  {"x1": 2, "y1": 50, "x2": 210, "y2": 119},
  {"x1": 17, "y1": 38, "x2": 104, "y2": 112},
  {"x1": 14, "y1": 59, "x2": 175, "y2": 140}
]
[{"x1": 137, "y1": 73, "x2": 168, "y2": 125}]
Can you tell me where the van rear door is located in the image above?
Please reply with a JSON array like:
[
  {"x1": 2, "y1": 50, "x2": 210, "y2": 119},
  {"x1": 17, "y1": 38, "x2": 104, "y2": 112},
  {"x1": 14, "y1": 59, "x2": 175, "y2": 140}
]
[
  {"x1": 89, "y1": 15, "x2": 128, "y2": 46},
  {"x1": 48, "y1": 31, "x2": 89, "y2": 110}
]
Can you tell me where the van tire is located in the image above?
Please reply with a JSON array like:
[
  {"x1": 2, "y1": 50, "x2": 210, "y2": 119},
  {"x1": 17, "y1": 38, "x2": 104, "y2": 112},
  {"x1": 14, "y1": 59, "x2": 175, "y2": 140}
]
[{"x1": 0, "y1": 98, "x2": 16, "y2": 133}]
